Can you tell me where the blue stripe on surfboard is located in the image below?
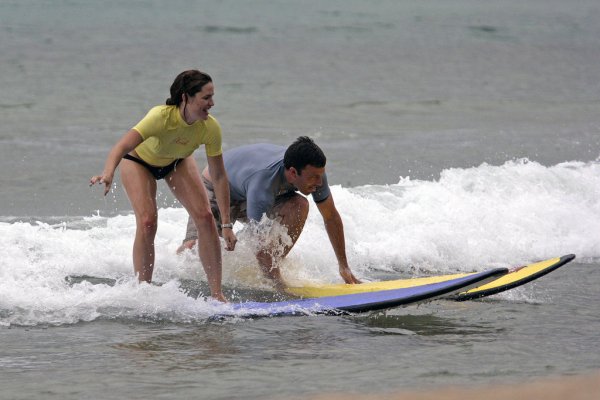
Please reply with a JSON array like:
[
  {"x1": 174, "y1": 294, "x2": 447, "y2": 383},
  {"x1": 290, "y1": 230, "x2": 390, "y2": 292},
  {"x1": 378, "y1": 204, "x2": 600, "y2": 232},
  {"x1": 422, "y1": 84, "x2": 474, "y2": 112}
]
[{"x1": 217, "y1": 268, "x2": 508, "y2": 318}]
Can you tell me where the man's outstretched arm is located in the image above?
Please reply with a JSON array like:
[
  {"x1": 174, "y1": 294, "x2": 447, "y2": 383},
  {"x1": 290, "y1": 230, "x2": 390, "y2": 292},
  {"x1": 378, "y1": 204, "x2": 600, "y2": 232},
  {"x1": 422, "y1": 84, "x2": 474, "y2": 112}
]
[{"x1": 316, "y1": 195, "x2": 361, "y2": 284}]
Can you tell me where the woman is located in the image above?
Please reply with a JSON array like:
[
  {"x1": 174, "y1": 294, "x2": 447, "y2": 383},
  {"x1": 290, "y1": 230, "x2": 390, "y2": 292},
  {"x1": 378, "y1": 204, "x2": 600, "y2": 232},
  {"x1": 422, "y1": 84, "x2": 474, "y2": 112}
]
[{"x1": 90, "y1": 70, "x2": 236, "y2": 302}]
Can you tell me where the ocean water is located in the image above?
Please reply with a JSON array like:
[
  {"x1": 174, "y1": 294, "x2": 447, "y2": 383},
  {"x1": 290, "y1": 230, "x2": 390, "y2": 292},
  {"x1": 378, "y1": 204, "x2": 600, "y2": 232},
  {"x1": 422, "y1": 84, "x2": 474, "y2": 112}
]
[{"x1": 1, "y1": 1, "x2": 600, "y2": 399}]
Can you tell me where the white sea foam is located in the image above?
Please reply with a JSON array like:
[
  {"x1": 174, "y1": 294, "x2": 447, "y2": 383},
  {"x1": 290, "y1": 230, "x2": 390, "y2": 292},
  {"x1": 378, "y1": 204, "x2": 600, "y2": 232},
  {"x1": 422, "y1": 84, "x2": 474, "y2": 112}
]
[{"x1": 1, "y1": 159, "x2": 598, "y2": 326}]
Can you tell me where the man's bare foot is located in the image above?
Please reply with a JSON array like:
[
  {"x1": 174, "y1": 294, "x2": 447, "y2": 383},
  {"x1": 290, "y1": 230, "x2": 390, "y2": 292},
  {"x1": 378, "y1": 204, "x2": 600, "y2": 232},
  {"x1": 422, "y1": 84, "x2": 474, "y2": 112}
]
[{"x1": 176, "y1": 239, "x2": 197, "y2": 254}]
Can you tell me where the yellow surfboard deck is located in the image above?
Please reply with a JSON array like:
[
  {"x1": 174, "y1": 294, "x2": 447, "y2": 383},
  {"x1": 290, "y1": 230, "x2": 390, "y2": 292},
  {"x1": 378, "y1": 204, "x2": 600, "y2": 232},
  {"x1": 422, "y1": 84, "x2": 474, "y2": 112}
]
[{"x1": 286, "y1": 254, "x2": 575, "y2": 301}]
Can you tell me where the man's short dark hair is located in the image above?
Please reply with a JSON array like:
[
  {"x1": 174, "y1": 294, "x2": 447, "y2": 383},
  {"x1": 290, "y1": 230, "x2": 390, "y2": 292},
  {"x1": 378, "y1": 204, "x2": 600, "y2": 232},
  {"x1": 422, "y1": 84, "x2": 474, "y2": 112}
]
[{"x1": 283, "y1": 136, "x2": 326, "y2": 174}]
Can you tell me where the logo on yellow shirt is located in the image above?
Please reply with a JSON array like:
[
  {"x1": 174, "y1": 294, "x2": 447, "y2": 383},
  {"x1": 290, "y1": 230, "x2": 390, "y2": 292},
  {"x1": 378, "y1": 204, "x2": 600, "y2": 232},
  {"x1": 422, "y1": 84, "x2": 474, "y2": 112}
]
[{"x1": 173, "y1": 137, "x2": 190, "y2": 146}]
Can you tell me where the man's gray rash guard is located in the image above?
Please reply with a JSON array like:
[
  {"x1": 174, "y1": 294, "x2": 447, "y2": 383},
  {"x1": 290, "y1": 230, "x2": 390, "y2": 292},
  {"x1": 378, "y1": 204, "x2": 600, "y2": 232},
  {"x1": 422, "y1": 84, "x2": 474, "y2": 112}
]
[{"x1": 222, "y1": 143, "x2": 331, "y2": 221}]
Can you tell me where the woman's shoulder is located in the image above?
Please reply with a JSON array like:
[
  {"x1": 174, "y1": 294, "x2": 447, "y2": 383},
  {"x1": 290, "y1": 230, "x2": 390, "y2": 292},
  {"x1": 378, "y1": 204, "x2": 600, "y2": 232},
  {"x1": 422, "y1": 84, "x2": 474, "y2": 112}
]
[
  {"x1": 203, "y1": 114, "x2": 221, "y2": 132},
  {"x1": 154, "y1": 104, "x2": 177, "y2": 116},
  {"x1": 206, "y1": 114, "x2": 220, "y2": 125},
  {"x1": 140, "y1": 104, "x2": 177, "y2": 120},
  {"x1": 152, "y1": 105, "x2": 181, "y2": 128}
]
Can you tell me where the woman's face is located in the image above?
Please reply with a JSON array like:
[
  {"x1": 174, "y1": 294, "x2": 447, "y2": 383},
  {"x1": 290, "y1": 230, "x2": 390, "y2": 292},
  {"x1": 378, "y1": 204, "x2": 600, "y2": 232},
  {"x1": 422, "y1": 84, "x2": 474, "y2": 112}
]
[{"x1": 186, "y1": 82, "x2": 215, "y2": 121}]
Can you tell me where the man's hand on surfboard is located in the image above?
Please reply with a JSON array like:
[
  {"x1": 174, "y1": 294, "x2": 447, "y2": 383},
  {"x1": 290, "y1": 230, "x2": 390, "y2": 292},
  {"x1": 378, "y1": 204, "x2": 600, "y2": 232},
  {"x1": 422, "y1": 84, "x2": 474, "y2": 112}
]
[{"x1": 340, "y1": 266, "x2": 361, "y2": 284}]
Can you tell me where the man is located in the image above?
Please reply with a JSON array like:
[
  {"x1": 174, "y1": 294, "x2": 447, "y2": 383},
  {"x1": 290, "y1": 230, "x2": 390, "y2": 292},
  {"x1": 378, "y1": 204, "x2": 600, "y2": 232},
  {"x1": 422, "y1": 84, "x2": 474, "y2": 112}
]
[{"x1": 178, "y1": 136, "x2": 361, "y2": 290}]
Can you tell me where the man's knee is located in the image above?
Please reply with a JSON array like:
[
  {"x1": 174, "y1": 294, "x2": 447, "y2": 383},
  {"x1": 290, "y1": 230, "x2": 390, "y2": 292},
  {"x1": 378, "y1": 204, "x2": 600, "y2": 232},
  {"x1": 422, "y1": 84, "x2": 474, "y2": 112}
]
[
  {"x1": 289, "y1": 195, "x2": 309, "y2": 218},
  {"x1": 277, "y1": 194, "x2": 309, "y2": 223}
]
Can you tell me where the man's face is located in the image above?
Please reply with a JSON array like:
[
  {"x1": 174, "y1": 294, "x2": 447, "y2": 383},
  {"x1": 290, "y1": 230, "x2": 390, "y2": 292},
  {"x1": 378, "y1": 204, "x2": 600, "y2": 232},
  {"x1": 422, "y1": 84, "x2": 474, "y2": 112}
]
[{"x1": 290, "y1": 164, "x2": 325, "y2": 195}]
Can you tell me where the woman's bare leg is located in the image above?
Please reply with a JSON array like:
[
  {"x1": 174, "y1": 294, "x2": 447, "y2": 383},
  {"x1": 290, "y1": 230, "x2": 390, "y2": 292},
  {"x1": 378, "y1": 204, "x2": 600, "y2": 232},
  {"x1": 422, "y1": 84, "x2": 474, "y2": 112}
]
[
  {"x1": 167, "y1": 157, "x2": 225, "y2": 301},
  {"x1": 120, "y1": 159, "x2": 158, "y2": 283}
]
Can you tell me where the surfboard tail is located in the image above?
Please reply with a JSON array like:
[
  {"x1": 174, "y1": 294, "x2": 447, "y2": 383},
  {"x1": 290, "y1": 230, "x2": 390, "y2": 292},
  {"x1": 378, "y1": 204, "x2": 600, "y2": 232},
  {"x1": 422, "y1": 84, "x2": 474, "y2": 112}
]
[{"x1": 453, "y1": 254, "x2": 576, "y2": 301}]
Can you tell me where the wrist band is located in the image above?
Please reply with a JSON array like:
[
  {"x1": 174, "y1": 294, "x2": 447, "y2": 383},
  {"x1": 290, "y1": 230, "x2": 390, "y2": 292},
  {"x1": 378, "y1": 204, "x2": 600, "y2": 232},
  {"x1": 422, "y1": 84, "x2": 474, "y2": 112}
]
[{"x1": 221, "y1": 223, "x2": 233, "y2": 229}]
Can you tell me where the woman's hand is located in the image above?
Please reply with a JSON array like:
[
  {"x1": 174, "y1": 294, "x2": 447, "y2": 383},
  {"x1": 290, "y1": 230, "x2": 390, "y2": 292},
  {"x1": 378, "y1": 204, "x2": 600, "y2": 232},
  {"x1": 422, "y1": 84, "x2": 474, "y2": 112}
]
[
  {"x1": 89, "y1": 173, "x2": 114, "y2": 196},
  {"x1": 90, "y1": 129, "x2": 143, "y2": 196}
]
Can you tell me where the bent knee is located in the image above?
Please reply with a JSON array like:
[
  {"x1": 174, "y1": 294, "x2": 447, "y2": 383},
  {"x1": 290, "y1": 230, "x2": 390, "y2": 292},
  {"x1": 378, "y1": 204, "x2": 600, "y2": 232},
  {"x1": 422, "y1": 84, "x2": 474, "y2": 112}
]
[
  {"x1": 136, "y1": 214, "x2": 158, "y2": 234},
  {"x1": 286, "y1": 194, "x2": 309, "y2": 217},
  {"x1": 189, "y1": 208, "x2": 216, "y2": 228},
  {"x1": 294, "y1": 194, "x2": 309, "y2": 208}
]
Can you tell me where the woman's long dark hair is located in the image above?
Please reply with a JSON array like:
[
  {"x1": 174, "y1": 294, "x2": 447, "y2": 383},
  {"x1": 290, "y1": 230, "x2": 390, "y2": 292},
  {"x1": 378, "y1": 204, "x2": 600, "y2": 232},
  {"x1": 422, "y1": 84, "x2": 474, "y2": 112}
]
[{"x1": 166, "y1": 70, "x2": 212, "y2": 106}]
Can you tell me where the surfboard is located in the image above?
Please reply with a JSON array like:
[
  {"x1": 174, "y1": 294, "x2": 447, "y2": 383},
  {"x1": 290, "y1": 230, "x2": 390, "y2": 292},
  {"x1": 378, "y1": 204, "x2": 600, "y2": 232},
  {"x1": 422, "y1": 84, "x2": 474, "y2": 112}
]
[
  {"x1": 285, "y1": 254, "x2": 575, "y2": 301},
  {"x1": 214, "y1": 267, "x2": 507, "y2": 318},
  {"x1": 455, "y1": 254, "x2": 575, "y2": 301},
  {"x1": 65, "y1": 269, "x2": 503, "y2": 318}
]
